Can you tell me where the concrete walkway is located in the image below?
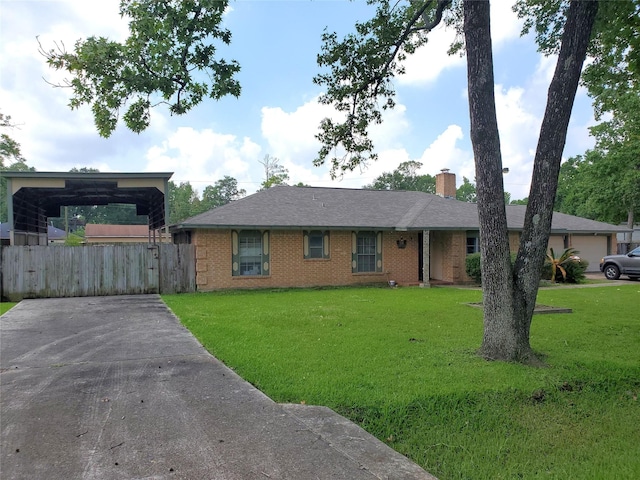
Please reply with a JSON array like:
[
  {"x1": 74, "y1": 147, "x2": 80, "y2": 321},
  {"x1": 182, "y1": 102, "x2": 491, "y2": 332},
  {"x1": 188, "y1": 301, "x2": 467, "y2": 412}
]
[{"x1": 0, "y1": 295, "x2": 435, "y2": 480}]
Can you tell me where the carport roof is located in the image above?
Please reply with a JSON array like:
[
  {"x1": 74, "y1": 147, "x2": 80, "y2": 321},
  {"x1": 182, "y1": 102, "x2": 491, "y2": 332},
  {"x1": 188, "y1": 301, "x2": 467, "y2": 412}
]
[{"x1": 3, "y1": 171, "x2": 173, "y2": 231}]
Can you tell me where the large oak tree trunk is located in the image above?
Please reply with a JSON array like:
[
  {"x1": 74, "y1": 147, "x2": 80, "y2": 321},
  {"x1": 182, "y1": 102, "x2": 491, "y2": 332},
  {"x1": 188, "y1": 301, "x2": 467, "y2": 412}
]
[{"x1": 464, "y1": 0, "x2": 598, "y2": 363}]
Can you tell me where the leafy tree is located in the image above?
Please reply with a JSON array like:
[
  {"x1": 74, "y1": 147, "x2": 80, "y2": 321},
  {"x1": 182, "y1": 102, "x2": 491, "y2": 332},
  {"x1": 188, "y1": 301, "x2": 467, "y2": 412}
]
[
  {"x1": 313, "y1": 0, "x2": 598, "y2": 363},
  {"x1": 40, "y1": 0, "x2": 240, "y2": 137},
  {"x1": 168, "y1": 181, "x2": 201, "y2": 224},
  {"x1": 1, "y1": 113, "x2": 27, "y2": 167},
  {"x1": 1, "y1": 112, "x2": 35, "y2": 222},
  {"x1": 364, "y1": 160, "x2": 435, "y2": 192},
  {"x1": 259, "y1": 155, "x2": 289, "y2": 190},
  {"x1": 199, "y1": 175, "x2": 246, "y2": 212},
  {"x1": 455, "y1": 176, "x2": 476, "y2": 202}
]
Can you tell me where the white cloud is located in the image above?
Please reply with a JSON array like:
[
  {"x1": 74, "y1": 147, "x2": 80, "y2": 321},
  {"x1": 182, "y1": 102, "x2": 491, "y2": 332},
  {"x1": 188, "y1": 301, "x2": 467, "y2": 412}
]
[
  {"x1": 144, "y1": 128, "x2": 260, "y2": 193},
  {"x1": 398, "y1": 1, "x2": 522, "y2": 87},
  {"x1": 418, "y1": 124, "x2": 474, "y2": 182},
  {"x1": 490, "y1": 1, "x2": 523, "y2": 46},
  {"x1": 260, "y1": 96, "x2": 417, "y2": 189},
  {"x1": 398, "y1": 24, "x2": 464, "y2": 86}
]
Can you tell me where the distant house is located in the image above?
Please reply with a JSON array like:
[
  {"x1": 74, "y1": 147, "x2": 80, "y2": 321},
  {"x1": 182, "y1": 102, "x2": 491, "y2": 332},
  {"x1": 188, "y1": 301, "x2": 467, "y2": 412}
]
[
  {"x1": 170, "y1": 171, "x2": 627, "y2": 290},
  {"x1": 617, "y1": 224, "x2": 640, "y2": 252},
  {"x1": 0, "y1": 223, "x2": 66, "y2": 246},
  {"x1": 84, "y1": 224, "x2": 169, "y2": 244}
]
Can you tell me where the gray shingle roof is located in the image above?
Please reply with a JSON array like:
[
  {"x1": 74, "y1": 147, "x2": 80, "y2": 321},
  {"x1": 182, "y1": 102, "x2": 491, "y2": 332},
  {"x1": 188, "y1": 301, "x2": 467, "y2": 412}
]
[{"x1": 173, "y1": 186, "x2": 625, "y2": 233}]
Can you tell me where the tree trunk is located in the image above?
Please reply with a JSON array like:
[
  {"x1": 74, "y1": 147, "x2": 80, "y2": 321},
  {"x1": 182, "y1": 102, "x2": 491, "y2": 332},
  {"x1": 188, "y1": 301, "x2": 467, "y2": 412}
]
[
  {"x1": 512, "y1": 0, "x2": 598, "y2": 354},
  {"x1": 464, "y1": 0, "x2": 598, "y2": 363},
  {"x1": 463, "y1": 0, "x2": 521, "y2": 360}
]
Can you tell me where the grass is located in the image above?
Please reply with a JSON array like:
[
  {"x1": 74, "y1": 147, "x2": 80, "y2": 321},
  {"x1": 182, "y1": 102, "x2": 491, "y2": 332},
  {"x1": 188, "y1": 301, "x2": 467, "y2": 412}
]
[
  {"x1": 163, "y1": 285, "x2": 640, "y2": 480},
  {"x1": 0, "y1": 302, "x2": 17, "y2": 315}
]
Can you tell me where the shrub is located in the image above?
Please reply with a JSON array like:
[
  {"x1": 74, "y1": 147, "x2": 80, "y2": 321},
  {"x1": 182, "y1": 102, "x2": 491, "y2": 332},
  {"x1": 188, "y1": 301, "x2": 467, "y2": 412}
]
[
  {"x1": 465, "y1": 253, "x2": 517, "y2": 285},
  {"x1": 542, "y1": 247, "x2": 588, "y2": 283},
  {"x1": 465, "y1": 253, "x2": 482, "y2": 283}
]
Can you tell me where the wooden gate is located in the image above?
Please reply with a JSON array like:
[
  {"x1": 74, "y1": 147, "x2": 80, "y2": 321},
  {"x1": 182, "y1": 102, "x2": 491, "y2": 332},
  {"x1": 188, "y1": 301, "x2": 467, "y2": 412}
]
[{"x1": 1, "y1": 244, "x2": 195, "y2": 301}]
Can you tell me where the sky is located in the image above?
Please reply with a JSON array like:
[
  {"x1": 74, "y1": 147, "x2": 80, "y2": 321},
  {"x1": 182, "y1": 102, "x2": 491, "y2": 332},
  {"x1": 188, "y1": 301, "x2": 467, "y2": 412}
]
[{"x1": 0, "y1": 0, "x2": 598, "y2": 201}]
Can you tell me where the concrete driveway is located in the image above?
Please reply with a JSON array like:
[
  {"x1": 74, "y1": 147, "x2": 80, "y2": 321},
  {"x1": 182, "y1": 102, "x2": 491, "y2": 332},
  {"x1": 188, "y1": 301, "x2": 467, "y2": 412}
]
[{"x1": 0, "y1": 295, "x2": 434, "y2": 480}]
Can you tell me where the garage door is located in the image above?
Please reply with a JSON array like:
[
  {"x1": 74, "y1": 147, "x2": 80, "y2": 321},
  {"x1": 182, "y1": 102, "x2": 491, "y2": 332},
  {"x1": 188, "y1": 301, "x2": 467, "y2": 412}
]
[{"x1": 570, "y1": 235, "x2": 608, "y2": 272}]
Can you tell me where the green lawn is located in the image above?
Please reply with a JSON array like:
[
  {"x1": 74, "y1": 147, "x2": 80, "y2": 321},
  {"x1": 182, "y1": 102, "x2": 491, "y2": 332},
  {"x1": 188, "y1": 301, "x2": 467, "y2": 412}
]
[
  {"x1": 163, "y1": 285, "x2": 640, "y2": 480},
  {"x1": 0, "y1": 302, "x2": 17, "y2": 315}
]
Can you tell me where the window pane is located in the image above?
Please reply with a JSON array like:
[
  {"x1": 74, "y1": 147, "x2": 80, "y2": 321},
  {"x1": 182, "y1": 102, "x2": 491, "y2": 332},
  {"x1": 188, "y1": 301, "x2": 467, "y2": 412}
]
[
  {"x1": 466, "y1": 236, "x2": 479, "y2": 255},
  {"x1": 308, "y1": 232, "x2": 324, "y2": 258},
  {"x1": 357, "y1": 233, "x2": 376, "y2": 272},
  {"x1": 239, "y1": 232, "x2": 262, "y2": 275}
]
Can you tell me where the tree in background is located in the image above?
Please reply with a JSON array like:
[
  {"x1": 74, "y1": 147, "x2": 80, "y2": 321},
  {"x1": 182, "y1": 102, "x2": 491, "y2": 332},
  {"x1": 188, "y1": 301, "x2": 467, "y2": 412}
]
[
  {"x1": 313, "y1": 0, "x2": 598, "y2": 363},
  {"x1": 168, "y1": 181, "x2": 201, "y2": 224},
  {"x1": 258, "y1": 155, "x2": 289, "y2": 190},
  {"x1": 366, "y1": 165, "x2": 525, "y2": 205},
  {"x1": 199, "y1": 175, "x2": 246, "y2": 212},
  {"x1": 455, "y1": 176, "x2": 476, "y2": 202},
  {"x1": 1, "y1": 111, "x2": 35, "y2": 222},
  {"x1": 364, "y1": 161, "x2": 435, "y2": 192},
  {"x1": 40, "y1": 0, "x2": 239, "y2": 137}
]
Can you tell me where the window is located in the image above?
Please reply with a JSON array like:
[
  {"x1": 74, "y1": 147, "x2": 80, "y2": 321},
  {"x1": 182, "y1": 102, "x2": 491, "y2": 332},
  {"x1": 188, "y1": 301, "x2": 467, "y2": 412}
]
[
  {"x1": 232, "y1": 230, "x2": 270, "y2": 276},
  {"x1": 352, "y1": 231, "x2": 382, "y2": 273},
  {"x1": 303, "y1": 230, "x2": 330, "y2": 259},
  {"x1": 466, "y1": 233, "x2": 480, "y2": 254}
]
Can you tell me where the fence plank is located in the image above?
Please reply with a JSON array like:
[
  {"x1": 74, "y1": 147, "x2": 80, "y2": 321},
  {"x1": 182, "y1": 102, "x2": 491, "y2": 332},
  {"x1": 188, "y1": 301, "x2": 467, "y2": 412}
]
[{"x1": 1, "y1": 244, "x2": 195, "y2": 301}]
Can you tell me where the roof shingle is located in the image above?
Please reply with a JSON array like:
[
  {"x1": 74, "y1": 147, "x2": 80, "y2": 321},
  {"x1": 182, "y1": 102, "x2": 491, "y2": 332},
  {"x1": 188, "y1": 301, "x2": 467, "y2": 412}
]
[{"x1": 173, "y1": 186, "x2": 625, "y2": 233}]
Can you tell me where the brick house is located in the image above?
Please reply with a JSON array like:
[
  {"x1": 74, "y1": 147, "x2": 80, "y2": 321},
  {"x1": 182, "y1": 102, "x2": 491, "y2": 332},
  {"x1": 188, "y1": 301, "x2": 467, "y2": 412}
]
[
  {"x1": 171, "y1": 172, "x2": 624, "y2": 291},
  {"x1": 84, "y1": 224, "x2": 170, "y2": 244}
]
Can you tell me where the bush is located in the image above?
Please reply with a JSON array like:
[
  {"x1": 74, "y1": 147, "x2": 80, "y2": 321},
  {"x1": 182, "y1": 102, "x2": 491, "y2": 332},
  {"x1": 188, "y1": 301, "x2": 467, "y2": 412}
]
[
  {"x1": 542, "y1": 256, "x2": 589, "y2": 283},
  {"x1": 465, "y1": 253, "x2": 517, "y2": 285},
  {"x1": 465, "y1": 253, "x2": 482, "y2": 283}
]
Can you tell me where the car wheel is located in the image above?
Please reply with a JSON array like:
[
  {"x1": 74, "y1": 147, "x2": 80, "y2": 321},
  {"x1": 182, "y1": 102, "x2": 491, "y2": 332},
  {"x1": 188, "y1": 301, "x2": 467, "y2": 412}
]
[{"x1": 603, "y1": 264, "x2": 620, "y2": 280}]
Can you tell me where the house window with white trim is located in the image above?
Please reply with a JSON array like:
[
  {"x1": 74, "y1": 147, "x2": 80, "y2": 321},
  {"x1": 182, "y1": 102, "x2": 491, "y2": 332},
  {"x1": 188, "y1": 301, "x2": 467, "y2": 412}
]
[
  {"x1": 232, "y1": 230, "x2": 270, "y2": 276},
  {"x1": 304, "y1": 230, "x2": 330, "y2": 259},
  {"x1": 352, "y1": 231, "x2": 383, "y2": 273}
]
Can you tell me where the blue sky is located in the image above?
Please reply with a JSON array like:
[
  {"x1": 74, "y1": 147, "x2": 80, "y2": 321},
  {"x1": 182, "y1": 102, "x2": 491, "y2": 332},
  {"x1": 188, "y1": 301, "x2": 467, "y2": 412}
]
[{"x1": 1, "y1": 0, "x2": 597, "y2": 200}]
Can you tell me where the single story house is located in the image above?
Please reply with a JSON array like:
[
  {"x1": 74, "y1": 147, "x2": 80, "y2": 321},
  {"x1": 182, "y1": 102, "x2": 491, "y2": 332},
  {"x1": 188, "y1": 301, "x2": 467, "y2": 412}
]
[
  {"x1": 0, "y1": 222, "x2": 66, "y2": 246},
  {"x1": 84, "y1": 224, "x2": 170, "y2": 244},
  {"x1": 170, "y1": 171, "x2": 626, "y2": 290}
]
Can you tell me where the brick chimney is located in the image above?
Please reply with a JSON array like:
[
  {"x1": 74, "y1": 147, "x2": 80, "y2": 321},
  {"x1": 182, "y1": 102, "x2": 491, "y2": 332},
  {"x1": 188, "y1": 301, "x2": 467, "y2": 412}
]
[{"x1": 436, "y1": 169, "x2": 456, "y2": 198}]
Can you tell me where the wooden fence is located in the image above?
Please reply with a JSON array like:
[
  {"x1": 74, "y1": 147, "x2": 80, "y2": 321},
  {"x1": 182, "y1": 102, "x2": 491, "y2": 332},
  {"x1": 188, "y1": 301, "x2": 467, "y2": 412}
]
[{"x1": 0, "y1": 244, "x2": 195, "y2": 301}]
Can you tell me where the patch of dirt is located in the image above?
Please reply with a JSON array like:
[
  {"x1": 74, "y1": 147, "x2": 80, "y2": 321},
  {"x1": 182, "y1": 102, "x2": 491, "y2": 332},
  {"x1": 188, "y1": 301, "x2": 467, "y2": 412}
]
[{"x1": 466, "y1": 303, "x2": 572, "y2": 314}]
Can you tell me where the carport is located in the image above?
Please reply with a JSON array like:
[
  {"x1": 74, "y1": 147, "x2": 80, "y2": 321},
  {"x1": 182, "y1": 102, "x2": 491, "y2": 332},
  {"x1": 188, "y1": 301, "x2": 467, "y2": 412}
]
[{"x1": 2, "y1": 171, "x2": 172, "y2": 245}]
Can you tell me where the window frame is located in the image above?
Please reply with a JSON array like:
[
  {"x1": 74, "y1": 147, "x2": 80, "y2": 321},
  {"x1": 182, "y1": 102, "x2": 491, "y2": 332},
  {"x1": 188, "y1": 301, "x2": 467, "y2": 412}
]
[
  {"x1": 232, "y1": 230, "x2": 270, "y2": 277},
  {"x1": 352, "y1": 231, "x2": 383, "y2": 273},
  {"x1": 303, "y1": 230, "x2": 330, "y2": 259}
]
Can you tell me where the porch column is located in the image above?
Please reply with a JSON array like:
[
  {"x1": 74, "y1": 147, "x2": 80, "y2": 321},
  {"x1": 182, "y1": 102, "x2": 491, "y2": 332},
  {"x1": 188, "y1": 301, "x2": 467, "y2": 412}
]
[{"x1": 421, "y1": 230, "x2": 430, "y2": 288}]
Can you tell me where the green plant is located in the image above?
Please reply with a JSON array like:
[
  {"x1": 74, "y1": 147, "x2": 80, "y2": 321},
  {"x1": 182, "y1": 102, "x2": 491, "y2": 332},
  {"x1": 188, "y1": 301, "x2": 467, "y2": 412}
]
[
  {"x1": 466, "y1": 252, "x2": 518, "y2": 285},
  {"x1": 465, "y1": 253, "x2": 482, "y2": 283},
  {"x1": 544, "y1": 247, "x2": 587, "y2": 283},
  {"x1": 63, "y1": 232, "x2": 84, "y2": 246}
]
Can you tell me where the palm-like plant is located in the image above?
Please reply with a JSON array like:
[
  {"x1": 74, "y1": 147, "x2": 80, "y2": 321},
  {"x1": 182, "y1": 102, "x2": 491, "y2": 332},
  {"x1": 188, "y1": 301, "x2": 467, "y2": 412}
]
[{"x1": 546, "y1": 247, "x2": 581, "y2": 282}]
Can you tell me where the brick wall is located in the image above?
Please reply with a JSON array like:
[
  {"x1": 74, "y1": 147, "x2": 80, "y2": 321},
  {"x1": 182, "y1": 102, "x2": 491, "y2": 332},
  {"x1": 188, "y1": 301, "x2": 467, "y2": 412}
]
[{"x1": 193, "y1": 229, "x2": 422, "y2": 291}]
